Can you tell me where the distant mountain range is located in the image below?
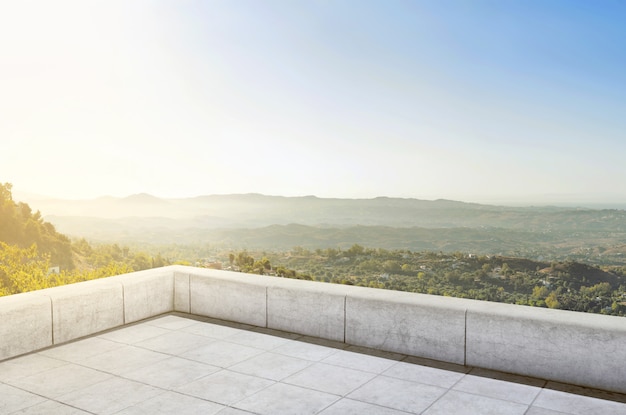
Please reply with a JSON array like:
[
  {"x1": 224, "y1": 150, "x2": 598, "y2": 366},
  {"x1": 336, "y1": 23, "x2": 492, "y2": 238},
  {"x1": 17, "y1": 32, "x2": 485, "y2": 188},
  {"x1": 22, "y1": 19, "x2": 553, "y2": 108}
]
[
  {"x1": 18, "y1": 192, "x2": 623, "y2": 226},
  {"x1": 15, "y1": 192, "x2": 626, "y2": 262}
]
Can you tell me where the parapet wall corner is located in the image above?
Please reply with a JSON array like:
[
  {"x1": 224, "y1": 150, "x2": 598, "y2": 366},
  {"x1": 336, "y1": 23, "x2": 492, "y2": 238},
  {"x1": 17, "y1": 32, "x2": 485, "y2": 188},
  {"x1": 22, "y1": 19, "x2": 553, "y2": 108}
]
[{"x1": 173, "y1": 271, "x2": 191, "y2": 313}]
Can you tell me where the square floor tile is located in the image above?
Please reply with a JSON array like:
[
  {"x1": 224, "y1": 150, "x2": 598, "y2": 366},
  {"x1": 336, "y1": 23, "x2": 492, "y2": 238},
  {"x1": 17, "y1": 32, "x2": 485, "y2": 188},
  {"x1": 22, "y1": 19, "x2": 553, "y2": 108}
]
[
  {"x1": 40, "y1": 337, "x2": 125, "y2": 362},
  {"x1": 423, "y1": 390, "x2": 528, "y2": 415},
  {"x1": 175, "y1": 369, "x2": 274, "y2": 406},
  {"x1": 533, "y1": 389, "x2": 626, "y2": 415},
  {"x1": 0, "y1": 383, "x2": 46, "y2": 414},
  {"x1": 79, "y1": 345, "x2": 169, "y2": 375},
  {"x1": 97, "y1": 324, "x2": 171, "y2": 344},
  {"x1": 181, "y1": 322, "x2": 243, "y2": 339},
  {"x1": 122, "y1": 356, "x2": 220, "y2": 389},
  {"x1": 0, "y1": 354, "x2": 67, "y2": 382},
  {"x1": 229, "y1": 351, "x2": 311, "y2": 381},
  {"x1": 215, "y1": 408, "x2": 256, "y2": 415},
  {"x1": 453, "y1": 373, "x2": 542, "y2": 404},
  {"x1": 114, "y1": 391, "x2": 226, "y2": 414},
  {"x1": 383, "y1": 361, "x2": 465, "y2": 388},
  {"x1": 145, "y1": 315, "x2": 199, "y2": 330},
  {"x1": 9, "y1": 399, "x2": 92, "y2": 414},
  {"x1": 347, "y1": 376, "x2": 447, "y2": 414},
  {"x1": 544, "y1": 382, "x2": 626, "y2": 404},
  {"x1": 224, "y1": 330, "x2": 293, "y2": 350},
  {"x1": 234, "y1": 383, "x2": 339, "y2": 415},
  {"x1": 57, "y1": 377, "x2": 162, "y2": 415},
  {"x1": 525, "y1": 407, "x2": 574, "y2": 415},
  {"x1": 8, "y1": 363, "x2": 112, "y2": 398},
  {"x1": 319, "y1": 398, "x2": 416, "y2": 415},
  {"x1": 134, "y1": 331, "x2": 215, "y2": 355},
  {"x1": 181, "y1": 341, "x2": 263, "y2": 368},
  {"x1": 322, "y1": 349, "x2": 399, "y2": 374},
  {"x1": 272, "y1": 340, "x2": 340, "y2": 361},
  {"x1": 284, "y1": 362, "x2": 377, "y2": 396}
]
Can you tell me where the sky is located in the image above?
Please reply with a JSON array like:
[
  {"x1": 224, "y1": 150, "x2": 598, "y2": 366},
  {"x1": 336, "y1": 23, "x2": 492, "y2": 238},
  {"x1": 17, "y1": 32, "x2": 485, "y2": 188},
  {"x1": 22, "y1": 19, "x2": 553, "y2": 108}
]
[{"x1": 1, "y1": 0, "x2": 626, "y2": 205}]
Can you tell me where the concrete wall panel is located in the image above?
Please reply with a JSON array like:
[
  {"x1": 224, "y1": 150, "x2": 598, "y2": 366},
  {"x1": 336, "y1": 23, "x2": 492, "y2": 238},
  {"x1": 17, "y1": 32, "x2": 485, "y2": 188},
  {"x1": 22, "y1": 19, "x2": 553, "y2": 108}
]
[
  {"x1": 346, "y1": 289, "x2": 467, "y2": 365},
  {"x1": 0, "y1": 292, "x2": 52, "y2": 360},
  {"x1": 115, "y1": 269, "x2": 174, "y2": 323},
  {"x1": 174, "y1": 271, "x2": 190, "y2": 313},
  {"x1": 466, "y1": 303, "x2": 626, "y2": 394},
  {"x1": 189, "y1": 270, "x2": 267, "y2": 327},
  {"x1": 267, "y1": 280, "x2": 347, "y2": 341},
  {"x1": 45, "y1": 279, "x2": 124, "y2": 344}
]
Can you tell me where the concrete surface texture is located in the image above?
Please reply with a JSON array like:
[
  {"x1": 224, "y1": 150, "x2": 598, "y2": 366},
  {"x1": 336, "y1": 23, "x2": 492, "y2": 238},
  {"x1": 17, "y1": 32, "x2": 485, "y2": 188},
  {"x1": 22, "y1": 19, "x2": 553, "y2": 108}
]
[{"x1": 2, "y1": 314, "x2": 626, "y2": 415}]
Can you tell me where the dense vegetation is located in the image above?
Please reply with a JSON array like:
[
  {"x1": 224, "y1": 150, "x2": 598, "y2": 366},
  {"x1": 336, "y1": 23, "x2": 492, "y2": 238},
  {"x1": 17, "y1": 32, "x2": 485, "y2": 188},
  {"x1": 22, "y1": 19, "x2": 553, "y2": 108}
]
[
  {"x1": 0, "y1": 183, "x2": 73, "y2": 269},
  {"x1": 3, "y1": 182, "x2": 626, "y2": 316},
  {"x1": 225, "y1": 246, "x2": 626, "y2": 316},
  {"x1": 0, "y1": 183, "x2": 172, "y2": 296}
]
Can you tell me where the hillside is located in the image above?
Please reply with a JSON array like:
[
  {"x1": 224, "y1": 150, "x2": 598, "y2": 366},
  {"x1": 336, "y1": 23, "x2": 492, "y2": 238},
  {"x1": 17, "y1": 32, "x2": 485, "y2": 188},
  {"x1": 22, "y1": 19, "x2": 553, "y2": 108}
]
[
  {"x1": 19, "y1": 192, "x2": 626, "y2": 265},
  {"x1": 0, "y1": 183, "x2": 73, "y2": 269},
  {"x1": 4, "y1": 184, "x2": 626, "y2": 315},
  {"x1": 0, "y1": 183, "x2": 174, "y2": 296},
  {"x1": 227, "y1": 247, "x2": 626, "y2": 316}
]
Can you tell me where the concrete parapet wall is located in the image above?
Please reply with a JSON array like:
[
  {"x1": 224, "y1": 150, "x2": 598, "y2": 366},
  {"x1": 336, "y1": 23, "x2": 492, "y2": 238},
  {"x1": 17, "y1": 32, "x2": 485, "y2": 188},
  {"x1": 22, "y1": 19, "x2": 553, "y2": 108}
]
[
  {"x1": 111, "y1": 268, "x2": 174, "y2": 324},
  {"x1": 174, "y1": 271, "x2": 191, "y2": 313},
  {"x1": 188, "y1": 268, "x2": 267, "y2": 327},
  {"x1": 266, "y1": 278, "x2": 350, "y2": 342},
  {"x1": 0, "y1": 265, "x2": 624, "y2": 394},
  {"x1": 466, "y1": 301, "x2": 626, "y2": 393},
  {"x1": 345, "y1": 288, "x2": 468, "y2": 365},
  {"x1": 0, "y1": 292, "x2": 52, "y2": 360},
  {"x1": 40, "y1": 278, "x2": 124, "y2": 344}
]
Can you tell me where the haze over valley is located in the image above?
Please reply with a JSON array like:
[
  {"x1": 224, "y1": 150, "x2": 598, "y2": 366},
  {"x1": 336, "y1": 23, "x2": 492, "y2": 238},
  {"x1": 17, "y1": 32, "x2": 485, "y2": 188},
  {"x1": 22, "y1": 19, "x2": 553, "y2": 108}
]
[{"x1": 12, "y1": 192, "x2": 626, "y2": 266}]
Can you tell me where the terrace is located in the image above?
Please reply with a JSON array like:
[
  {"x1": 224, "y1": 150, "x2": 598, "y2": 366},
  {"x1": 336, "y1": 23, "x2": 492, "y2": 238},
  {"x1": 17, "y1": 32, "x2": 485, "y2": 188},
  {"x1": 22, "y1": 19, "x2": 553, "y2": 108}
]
[{"x1": 1, "y1": 265, "x2": 626, "y2": 414}]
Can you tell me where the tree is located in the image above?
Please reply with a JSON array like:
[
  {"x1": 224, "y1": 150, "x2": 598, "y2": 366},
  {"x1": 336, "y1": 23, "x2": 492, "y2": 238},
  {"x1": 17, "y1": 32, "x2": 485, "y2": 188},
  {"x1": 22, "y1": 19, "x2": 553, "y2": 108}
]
[
  {"x1": 0, "y1": 183, "x2": 73, "y2": 269},
  {"x1": 545, "y1": 292, "x2": 560, "y2": 309},
  {"x1": 252, "y1": 257, "x2": 271, "y2": 275},
  {"x1": 0, "y1": 242, "x2": 50, "y2": 295},
  {"x1": 501, "y1": 263, "x2": 511, "y2": 276},
  {"x1": 347, "y1": 244, "x2": 365, "y2": 257},
  {"x1": 532, "y1": 285, "x2": 549, "y2": 299}
]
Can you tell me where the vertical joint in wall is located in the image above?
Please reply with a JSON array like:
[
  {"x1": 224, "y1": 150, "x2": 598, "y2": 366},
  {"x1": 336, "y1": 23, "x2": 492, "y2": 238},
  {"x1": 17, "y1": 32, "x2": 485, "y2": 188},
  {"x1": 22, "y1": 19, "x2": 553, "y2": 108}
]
[
  {"x1": 463, "y1": 308, "x2": 467, "y2": 366},
  {"x1": 121, "y1": 283, "x2": 126, "y2": 325},
  {"x1": 265, "y1": 287, "x2": 269, "y2": 328},
  {"x1": 188, "y1": 274, "x2": 191, "y2": 314},
  {"x1": 343, "y1": 295, "x2": 347, "y2": 343},
  {"x1": 49, "y1": 295, "x2": 55, "y2": 345}
]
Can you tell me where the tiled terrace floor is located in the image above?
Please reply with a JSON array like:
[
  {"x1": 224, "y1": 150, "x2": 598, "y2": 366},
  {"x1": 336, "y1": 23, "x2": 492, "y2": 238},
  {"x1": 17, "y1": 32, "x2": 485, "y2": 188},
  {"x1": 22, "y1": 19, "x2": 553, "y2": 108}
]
[{"x1": 1, "y1": 314, "x2": 625, "y2": 415}]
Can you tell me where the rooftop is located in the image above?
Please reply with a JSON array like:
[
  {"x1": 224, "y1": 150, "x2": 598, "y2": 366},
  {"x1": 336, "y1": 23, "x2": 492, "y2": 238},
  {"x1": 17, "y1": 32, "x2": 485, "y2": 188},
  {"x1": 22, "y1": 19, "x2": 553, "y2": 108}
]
[{"x1": 2, "y1": 313, "x2": 626, "y2": 415}]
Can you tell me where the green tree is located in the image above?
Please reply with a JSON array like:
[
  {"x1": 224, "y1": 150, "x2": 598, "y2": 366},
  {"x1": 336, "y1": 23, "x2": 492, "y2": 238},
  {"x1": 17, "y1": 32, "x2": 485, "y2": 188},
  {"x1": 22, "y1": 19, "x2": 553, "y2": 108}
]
[
  {"x1": 545, "y1": 292, "x2": 560, "y2": 309},
  {"x1": 347, "y1": 244, "x2": 365, "y2": 257}
]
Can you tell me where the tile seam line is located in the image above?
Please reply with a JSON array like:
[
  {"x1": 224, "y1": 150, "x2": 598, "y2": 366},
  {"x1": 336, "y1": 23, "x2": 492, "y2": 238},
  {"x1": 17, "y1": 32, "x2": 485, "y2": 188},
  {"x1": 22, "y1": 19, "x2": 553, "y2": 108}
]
[
  {"x1": 523, "y1": 377, "x2": 550, "y2": 415},
  {"x1": 441, "y1": 388, "x2": 535, "y2": 408}
]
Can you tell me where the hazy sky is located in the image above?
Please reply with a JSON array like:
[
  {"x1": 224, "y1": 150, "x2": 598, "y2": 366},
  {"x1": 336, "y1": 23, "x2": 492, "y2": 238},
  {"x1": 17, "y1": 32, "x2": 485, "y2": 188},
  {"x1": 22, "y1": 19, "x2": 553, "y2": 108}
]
[{"x1": 2, "y1": 1, "x2": 625, "y2": 203}]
